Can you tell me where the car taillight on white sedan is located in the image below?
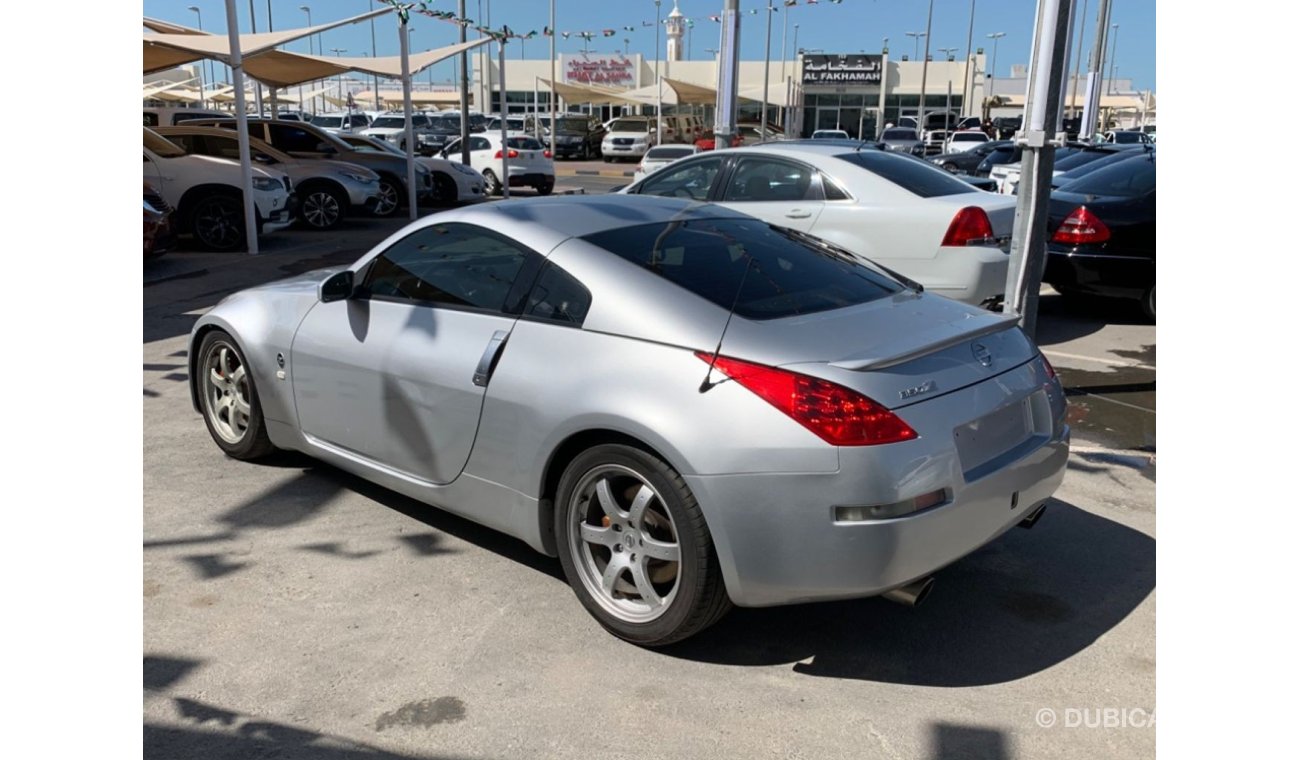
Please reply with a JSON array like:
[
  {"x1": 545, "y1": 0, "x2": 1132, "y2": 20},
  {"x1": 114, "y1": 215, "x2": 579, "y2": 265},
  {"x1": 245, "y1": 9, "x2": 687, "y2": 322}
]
[
  {"x1": 1052, "y1": 206, "x2": 1110, "y2": 245},
  {"x1": 494, "y1": 148, "x2": 520, "y2": 159},
  {"x1": 695, "y1": 353, "x2": 918, "y2": 446},
  {"x1": 940, "y1": 206, "x2": 997, "y2": 247}
]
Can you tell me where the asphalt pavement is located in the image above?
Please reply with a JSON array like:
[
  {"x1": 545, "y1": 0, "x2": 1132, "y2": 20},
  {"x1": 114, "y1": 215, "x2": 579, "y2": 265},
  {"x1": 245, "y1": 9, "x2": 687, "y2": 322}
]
[{"x1": 144, "y1": 191, "x2": 1155, "y2": 760}]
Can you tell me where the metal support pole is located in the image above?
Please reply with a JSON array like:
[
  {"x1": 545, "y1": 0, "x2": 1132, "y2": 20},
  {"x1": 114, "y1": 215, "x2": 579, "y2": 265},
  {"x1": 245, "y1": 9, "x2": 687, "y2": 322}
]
[
  {"x1": 499, "y1": 37, "x2": 510, "y2": 199},
  {"x1": 655, "y1": 0, "x2": 663, "y2": 143},
  {"x1": 918, "y1": 0, "x2": 934, "y2": 143},
  {"x1": 461, "y1": 0, "x2": 472, "y2": 165},
  {"x1": 714, "y1": 0, "x2": 741, "y2": 148},
  {"x1": 549, "y1": 0, "x2": 557, "y2": 159},
  {"x1": 248, "y1": 0, "x2": 263, "y2": 115},
  {"x1": 960, "y1": 0, "x2": 976, "y2": 116},
  {"x1": 400, "y1": 20, "x2": 418, "y2": 220},
  {"x1": 224, "y1": 0, "x2": 258, "y2": 254},
  {"x1": 1079, "y1": 0, "x2": 1111, "y2": 139},
  {"x1": 762, "y1": 1, "x2": 773, "y2": 130},
  {"x1": 1069, "y1": 0, "x2": 1088, "y2": 116},
  {"x1": 1002, "y1": 0, "x2": 1075, "y2": 338},
  {"x1": 370, "y1": 1, "x2": 381, "y2": 111},
  {"x1": 779, "y1": 6, "x2": 788, "y2": 88}
]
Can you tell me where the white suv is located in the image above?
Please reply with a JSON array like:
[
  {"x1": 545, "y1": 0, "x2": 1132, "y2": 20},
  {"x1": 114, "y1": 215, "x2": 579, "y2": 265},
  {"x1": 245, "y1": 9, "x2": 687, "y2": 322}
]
[
  {"x1": 143, "y1": 127, "x2": 294, "y2": 251},
  {"x1": 602, "y1": 117, "x2": 658, "y2": 162}
]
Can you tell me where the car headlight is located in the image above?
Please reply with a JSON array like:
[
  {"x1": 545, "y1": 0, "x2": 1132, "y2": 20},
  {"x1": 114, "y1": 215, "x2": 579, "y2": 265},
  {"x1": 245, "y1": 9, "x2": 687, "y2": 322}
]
[
  {"x1": 450, "y1": 163, "x2": 479, "y2": 177},
  {"x1": 252, "y1": 177, "x2": 281, "y2": 192},
  {"x1": 341, "y1": 171, "x2": 376, "y2": 184}
]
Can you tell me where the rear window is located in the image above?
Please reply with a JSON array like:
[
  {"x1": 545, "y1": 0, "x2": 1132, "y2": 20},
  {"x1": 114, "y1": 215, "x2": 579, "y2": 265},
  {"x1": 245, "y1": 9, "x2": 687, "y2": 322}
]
[
  {"x1": 646, "y1": 146, "x2": 695, "y2": 160},
  {"x1": 371, "y1": 116, "x2": 405, "y2": 128},
  {"x1": 1053, "y1": 149, "x2": 1115, "y2": 173},
  {"x1": 882, "y1": 128, "x2": 918, "y2": 140},
  {"x1": 582, "y1": 218, "x2": 901, "y2": 320},
  {"x1": 952, "y1": 133, "x2": 987, "y2": 142},
  {"x1": 506, "y1": 137, "x2": 544, "y2": 150},
  {"x1": 610, "y1": 119, "x2": 650, "y2": 132},
  {"x1": 1058, "y1": 154, "x2": 1156, "y2": 197},
  {"x1": 833, "y1": 151, "x2": 977, "y2": 198},
  {"x1": 311, "y1": 116, "x2": 344, "y2": 127}
]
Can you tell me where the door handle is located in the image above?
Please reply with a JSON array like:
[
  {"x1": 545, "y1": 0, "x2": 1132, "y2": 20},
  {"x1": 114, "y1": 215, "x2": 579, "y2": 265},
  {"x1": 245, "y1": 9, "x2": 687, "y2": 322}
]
[
  {"x1": 472, "y1": 330, "x2": 510, "y2": 387},
  {"x1": 785, "y1": 209, "x2": 812, "y2": 219}
]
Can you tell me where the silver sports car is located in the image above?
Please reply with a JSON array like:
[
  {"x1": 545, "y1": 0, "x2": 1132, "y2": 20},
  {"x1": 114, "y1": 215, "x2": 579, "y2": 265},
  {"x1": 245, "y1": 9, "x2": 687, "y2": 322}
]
[{"x1": 189, "y1": 195, "x2": 1070, "y2": 646}]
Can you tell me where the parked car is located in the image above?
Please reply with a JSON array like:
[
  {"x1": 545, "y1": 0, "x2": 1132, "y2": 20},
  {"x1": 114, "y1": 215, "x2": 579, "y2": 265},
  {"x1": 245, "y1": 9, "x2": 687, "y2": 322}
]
[
  {"x1": 485, "y1": 115, "x2": 531, "y2": 137},
  {"x1": 812, "y1": 129, "x2": 851, "y2": 140},
  {"x1": 1103, "y1": 129, "x2": 1153, "y2": 146},
  {"x1": 602, "y1": 117, "x2": 658, "y2": 162},
  {"x1": 360, "y1": 113, "x2": 441, "y2": 155},
  {"x1": 310, "y1": 112, "x2": 371, "y2": 134},
  {"x1": 1050, "y1": 145, "x2": 1152, "y2": 189},
  {"x1": 975, "y1": 144, "x2": 1024, "y2": 177},
  {"x1": 930, "y1": 140, "x2": 1012, "y2": 174},
  {"x1": 550, "y1": 115, "x2": 606, "y2": 160},
  {"x1": 955, "y1": 116, "x2": 983, "y2": 131},
  {"x1": 1044, "y1": 152, "x2": 1156, "y2": 319},
  {"x1": 260, "y1": 110, "x2": 308, "y2": 122},
  {"x1": 737, "y1": 122, "x2": 782, "y2": 144},
  {"x1": 1048, "y1": 144, "x2": 1141, "y2": 180},
  {"x1": 142, "y1": 127, "x2": 294, "y2": 251},
  {"x1": 155, "y1": 126, "x2": 382, "y2": 230},
  {"x1": 143, "y1": 107, "x2": 229, "y2": 127},
  {"x1": 943, "y1": 129, "x2": 991, "y2": 154},
  {"x1": 633, "y1": 145, "x2": 701, "y2": 182},
  {"x1": 879, "y1": 127, "x2": 926, "y2": 156},
  {"x1": 187, "y1": 194, "x2": 1069, "y2": 646},
  {"x1": 439, "y1": 133, "x2": 555, "y2": 196},
  {"x1": 621, "y1": 142, "x2": 1019, "y2": 306},
  {"x1": 143, "y1": 182, "x2": 175, "y2": 259},
  {"x1": 694, "y1": 130, "x2": 743, "y2": 151},
  {"x1": 187, "y1": 118, "x2": 434, "y2": 217},
  {"x1": 335, "y1": 133, "x2": 486, "y2": 204}
]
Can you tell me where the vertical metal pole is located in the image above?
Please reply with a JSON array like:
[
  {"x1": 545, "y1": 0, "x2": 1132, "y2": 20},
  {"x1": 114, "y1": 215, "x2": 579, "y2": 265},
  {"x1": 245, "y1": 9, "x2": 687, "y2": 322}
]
[
  {"x1": 248, "y1": 0, "x2": 263, "y2": 115},
  {"x1": 549, "y1": 0, "x2": 556, "y2": 159},
  {"x1": 1107, "y1": 24, "x2": 1120, "y2": 94},
  {"x1": 918, "y1": 0, "x2": 934, "y2": 146},
  {"x1": 370, "y1": 1, "x2": 381, "y2": 111},
  {"x1": 499, "y1": 37, "x2": 510, "y2": 198},
  {"x1": 779, "y1": 6, "x2": 788, "y2": 87},
  {"x1": 223, "y1": 0, "x2": 258, "y2": 254},
  {"x1": 877, "y1": 47, "x2": 889, "y2": 138},
  {"x1": 655, "y1": 0, "x2": 663, "y2": 143},
  {"x1": 1070, "y1": 0, "x2": 1088, "y2": 116},
  {"x1": 762, "y1": 1, "x2": 773, "y2": 129},
  {"x1": 461, "y1": 0, "x2": 472, "y2": 164},
  {"x1": 714, "y1": 0, "x2": 741, "y2": 148},
  {"x1": 1002, "y1": 0, "x2": 1075, "y2": 338},
  {"x1": 961, "y1": 0, "x2": 975, "y2": 116},
  {"x1": 400, "y1": 20, "x2": 418, "y2": 220},
  {"x1": 1079, "y1": 0, "x2": 1111, "y2": 139}
]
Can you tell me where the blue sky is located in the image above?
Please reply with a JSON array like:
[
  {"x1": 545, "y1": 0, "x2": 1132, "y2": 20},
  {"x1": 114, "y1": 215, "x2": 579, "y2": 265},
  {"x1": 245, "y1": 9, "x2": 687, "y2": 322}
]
[{"x1": 143, "y1": 0, "x2": 1154, "y2": 91}]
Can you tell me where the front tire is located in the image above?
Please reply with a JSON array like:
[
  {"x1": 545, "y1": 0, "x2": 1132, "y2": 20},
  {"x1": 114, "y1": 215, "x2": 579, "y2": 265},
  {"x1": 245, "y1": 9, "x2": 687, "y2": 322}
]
[
  {"x1": 555, "y1": 444, "x2": 731, "y2": 647},
  {"x1": 298, "y1": 185, "x2": 346, "y2": 229},
  {"x1": 196, "y1": 330, "x2": 276, "y2": 460},
  {"x1": 482, "y1": 169, "x2": 503, "y2": 196},
  {"x1": 190, "y1": 193, "x2": 244, "y2": 251}
]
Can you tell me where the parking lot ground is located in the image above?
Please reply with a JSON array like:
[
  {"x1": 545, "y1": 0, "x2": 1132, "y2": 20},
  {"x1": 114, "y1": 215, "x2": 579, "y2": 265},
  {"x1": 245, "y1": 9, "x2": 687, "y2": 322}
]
[{"x1": 144, "y1": 218, "x2": 1155, "y2": 760}]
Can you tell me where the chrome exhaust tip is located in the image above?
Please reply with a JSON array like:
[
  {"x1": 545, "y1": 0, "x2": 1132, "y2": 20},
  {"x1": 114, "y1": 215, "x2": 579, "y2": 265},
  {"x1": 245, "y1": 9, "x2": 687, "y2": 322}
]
[
  {"x1": 882, "y1": 576, "x2": 935, "y2": 608},
  {"x1": 1019, "y1": 503, "x2": 1048, "y2": 529}
]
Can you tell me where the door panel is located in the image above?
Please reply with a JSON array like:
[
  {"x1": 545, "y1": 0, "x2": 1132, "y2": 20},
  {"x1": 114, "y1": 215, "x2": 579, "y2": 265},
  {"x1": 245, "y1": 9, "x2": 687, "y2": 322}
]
[{"x1": 717, "y1": 155, "x2": 824, "y2": 232}]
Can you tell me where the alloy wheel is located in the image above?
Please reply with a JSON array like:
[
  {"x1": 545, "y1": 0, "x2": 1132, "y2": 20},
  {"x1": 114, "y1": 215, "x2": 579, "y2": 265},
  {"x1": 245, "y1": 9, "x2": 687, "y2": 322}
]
[
  {"x1": 202, "y1": 341, "x2": 252, "y2": 445},
  {"x1": 193, "y1": 197, "x2": 242, "y2": 250},
  {"x1": 373, "y1": 180, "x2": 400, "y2": 216},
  {"x1": 302, "y1": 190, "x2": 341, "y2": 228}
]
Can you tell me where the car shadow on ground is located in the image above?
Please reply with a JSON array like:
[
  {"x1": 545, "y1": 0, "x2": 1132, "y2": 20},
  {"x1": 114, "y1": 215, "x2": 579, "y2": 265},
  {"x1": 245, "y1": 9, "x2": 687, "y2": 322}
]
[
  {"x1": 658, "y1": 497, "x2": 1154, "y2": 687},
  {"x1": 1035, "y1": 291, "x2": 1153, "y2": 347}
]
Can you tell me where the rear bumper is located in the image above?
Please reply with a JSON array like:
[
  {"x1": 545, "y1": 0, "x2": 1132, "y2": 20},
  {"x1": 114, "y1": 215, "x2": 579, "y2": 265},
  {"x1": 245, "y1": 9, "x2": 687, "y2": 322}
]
[
  {"x1": 686, "y1": 359, "x2": 1069, "y2": 608},
  {"x1": 1044, "y1": 246, "x2": 1155, "y2": 299},
  {"x1": 924, "y1": 245, "x2": 1009, "y2": 305},
  {"x1": 506, "y1": 171, "x2": 554, "y2": 187}
]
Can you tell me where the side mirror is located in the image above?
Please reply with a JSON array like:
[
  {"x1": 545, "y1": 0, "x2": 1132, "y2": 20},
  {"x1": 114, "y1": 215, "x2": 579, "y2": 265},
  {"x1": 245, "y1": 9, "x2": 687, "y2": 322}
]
[
  {"x1": 253, "y1": 153, "x2": 275, "y2": 164},
  {"x1": 319, "y1": 270, "x2": 354, "y2": 303}
]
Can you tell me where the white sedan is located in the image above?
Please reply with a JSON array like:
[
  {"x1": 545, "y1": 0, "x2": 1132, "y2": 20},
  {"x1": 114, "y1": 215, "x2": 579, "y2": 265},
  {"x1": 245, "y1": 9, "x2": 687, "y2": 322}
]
[
  {"x1": 440, "y1": 133, "x2": 556, "y2": 196},
  {"x1": 621, "y1": 142, "x2": 1016, "y2": 306},
  {"x1": 633, "y1": 145, "x2": 701, "y2": 183},
  {"x1": 334, "y1": 133, "x2": 487, "y2": 204},
  {"x1": 943, "y1": 129, "x2": 991, "y2": 153}
]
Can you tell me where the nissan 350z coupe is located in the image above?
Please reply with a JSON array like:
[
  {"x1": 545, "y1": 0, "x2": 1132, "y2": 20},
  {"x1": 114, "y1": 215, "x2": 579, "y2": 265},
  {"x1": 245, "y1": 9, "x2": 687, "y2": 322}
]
[{"x1": 189, "y1": 195, "x2": 1070, "y2": 646}]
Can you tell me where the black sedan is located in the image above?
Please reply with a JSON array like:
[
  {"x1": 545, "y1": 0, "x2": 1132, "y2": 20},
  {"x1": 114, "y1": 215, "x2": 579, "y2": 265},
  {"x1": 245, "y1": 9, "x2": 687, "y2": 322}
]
[
  {"x1": 1051, "y1": 145, "x2": 1154, "y2": 188},
  {"x1": 1043, "y1": 152, "x2": 1156, "y2": 320},
  {"x1": 930, "y1": 140, "x2": 1012, "y2": 174}
]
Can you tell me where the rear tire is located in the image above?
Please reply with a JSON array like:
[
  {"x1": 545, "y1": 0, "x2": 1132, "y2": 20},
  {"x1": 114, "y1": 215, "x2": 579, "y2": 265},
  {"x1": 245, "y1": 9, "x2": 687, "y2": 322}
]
[
  {"x1": 555, "y1": 444, "x2": 731, "y2": 647},
  {"x1": 535, "y1": 178, "x2": 555, "y2": 196},
  {"x1": 483, "y1": 170, "x2": 503, "y2": 196}
]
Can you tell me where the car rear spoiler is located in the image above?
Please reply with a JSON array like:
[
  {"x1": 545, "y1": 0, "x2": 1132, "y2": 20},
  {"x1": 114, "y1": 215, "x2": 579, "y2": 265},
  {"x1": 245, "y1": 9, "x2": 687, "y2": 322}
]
[{"x1": 830, "y1": 314, "x2": 1021, "y2": 371}]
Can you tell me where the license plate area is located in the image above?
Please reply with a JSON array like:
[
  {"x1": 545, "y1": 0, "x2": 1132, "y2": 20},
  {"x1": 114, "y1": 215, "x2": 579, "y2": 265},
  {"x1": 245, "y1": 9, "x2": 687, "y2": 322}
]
[{"x1": 953, "y1": 390, "x2": 1051, "y2": 482}]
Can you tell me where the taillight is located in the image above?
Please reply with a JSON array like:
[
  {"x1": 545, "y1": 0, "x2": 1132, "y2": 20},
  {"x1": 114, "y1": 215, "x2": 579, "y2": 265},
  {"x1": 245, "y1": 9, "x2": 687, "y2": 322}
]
[
  {"x1": 696, "y1": 353, "x2": 918, "y2": 446},
  {"x1": 1052, "y1": 206, "x2": 1110, "y2": 245},
  {"x1": 941, "y1": 206, "x2": 996, "y2": 246},
  {"x1": 543, "y1": 149, "x2": 552, "y2": 159},
  {"x1": 1040, "y1": 351, "x2": 1057, "y2": 380},
  {"x1": 493, "y1": 149, "x2": 520, "y2": 159}
]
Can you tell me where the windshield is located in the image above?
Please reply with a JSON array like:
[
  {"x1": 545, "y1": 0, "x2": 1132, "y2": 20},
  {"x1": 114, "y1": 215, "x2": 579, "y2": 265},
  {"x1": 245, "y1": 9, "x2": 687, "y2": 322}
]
[
  {"x1": 1058, "y1": 154, "x2": 1156, "y2": 197},
  {"x1": 311, "y1": 115, "x2": 345, "y2": 128},
  {"x1": 645, "y1": 146, "x2": 696, "y2": 160},
  {"x1": 370, "y1": 116, "x2": 407, "y2": 128},
  {"x1": 430, "y1": 117, "x2": 461, "y2": 130},
  {"x1": 351, "y1": 136, "x2": 403, "y2": 155},
  {"x1": 143, "y1": 127, "x2": 186, "y2": 158},
  {"x1": 610, "y1": 119, "x2": 650, "y2": 133},
  {"x1": 882, "y1": 129, "x2": 919, "y2": 141},
  {"x1": 1111, "y1": 131, "x2": 1144, "y2": 143},
  {"x1": 582, "y1": 218, "x2": 901, "y2": 320},
  {"x1": 506, "y1": 136, "x2": 545, "y2": 150},
  {"x1": 557, "y1": 118, "x2": 589, "y2": 130}
]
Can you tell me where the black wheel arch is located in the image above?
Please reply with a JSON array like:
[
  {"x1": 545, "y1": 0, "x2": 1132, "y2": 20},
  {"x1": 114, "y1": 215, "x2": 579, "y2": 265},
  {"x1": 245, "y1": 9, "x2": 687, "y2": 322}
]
[{"x1": 176, "y1": 184, "x2": 242, "y2": 233}]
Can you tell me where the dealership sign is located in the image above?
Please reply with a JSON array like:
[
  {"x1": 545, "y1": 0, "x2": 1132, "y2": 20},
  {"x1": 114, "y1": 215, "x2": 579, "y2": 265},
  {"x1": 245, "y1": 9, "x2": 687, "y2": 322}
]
[
  {"x1": 563, "y1": 55, "x2": 637, "y2": 86},
  {"x1": 802, "y1": 54, "x2": 883, "y2": 85}
]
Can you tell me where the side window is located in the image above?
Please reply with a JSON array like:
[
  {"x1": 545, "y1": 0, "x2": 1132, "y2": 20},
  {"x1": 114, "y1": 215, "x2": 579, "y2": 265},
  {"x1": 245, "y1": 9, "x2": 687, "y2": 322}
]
[
  {"x1": 210, "y1": 137, "x2": 242, "y2": 161},
  {"x1": 443, "y1": 138, "x2": 462, "y2": 155},
  {"x1": 166, "y1": 134, "x2": 198, "y2": 153},
  {"x1": 143, "y1": 112, "x2": 159, "y2": 127},
  {"x1": 471, "y1": 137, "x2": 492, "y2": 151},
  {"x1": 524, "y1": 264, "x2": 592, "y2": 327},
  {"x1": 360, "y1": 223, "x2": 531, "y2": 312},
  {"x1": 350, "y1": 115, "x2": 368, "y2": 127},
  {"x1": 821, "y1": 173, "x2": 850, "y2": 201},
  {"x1": 723, "y1": 157, "x2": 816, "y2": 202},
  {"x1": 269, "y1": 124, "x2": 322, "y2": 153},
  {"x1": 635, "y1": 156, "x2": 723, "y2": 201}
]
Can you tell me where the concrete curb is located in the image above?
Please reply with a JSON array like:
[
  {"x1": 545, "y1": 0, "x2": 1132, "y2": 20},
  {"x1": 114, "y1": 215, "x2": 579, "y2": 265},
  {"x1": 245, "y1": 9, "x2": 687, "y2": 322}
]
[{"x1": 555, "y1": 168, "x2": 637, "y2": 178}]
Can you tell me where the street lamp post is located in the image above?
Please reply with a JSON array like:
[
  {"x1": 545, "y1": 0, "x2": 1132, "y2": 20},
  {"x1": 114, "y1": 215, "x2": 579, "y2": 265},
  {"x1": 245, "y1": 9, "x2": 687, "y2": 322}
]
[
  {"x1": 986, "y1": 31, "x2": 1006, "y2": 106},
  {"x1": 654, "y1": 0, "x2": 663, "y2": 143},
  {"x1": 369, "y1": 1, "x2": 381, "y2": 111},
  {"x1": 960, "y1": 0, "x2": 976, "y2": 117},
  {"x1": 918, "y1": 0, "x2": 935, "y2": 142},
  {"x1": 1070, "y1": 0, "x2": 1089, "y2": 116},
  {"x1": 330, "y1": 48, "x2": 347, "y2": 113},
  {"x1": 548, "y1": 0, "x2": 556, "y2": 162},
  {"x1": 187, "y1": 6, "x2": 211, "y2": 108},
  {"x1": 906, "y1": 31, "x2": 926, "y2": 61},
  {"x1": 937, "y1": 46, "x2": 958, "y2": 61},
  {"x1": 779, "y1": 4, "x2": 790, "y2": 86},
  {"x1": 1107, "y1": 23, "x2": 1119, "y2": 94},
  {"x1": 762, "y1": 1, "x2": 774, "y2": 130}
]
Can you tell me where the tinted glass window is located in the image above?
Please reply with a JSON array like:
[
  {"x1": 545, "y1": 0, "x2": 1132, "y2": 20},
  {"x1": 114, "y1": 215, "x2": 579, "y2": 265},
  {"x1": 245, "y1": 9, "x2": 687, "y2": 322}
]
[
  {"x1": 1058, "y1": 154, "x2": 1156, "y2": 197},
  {"x1": 371, "y1": 116, "x2": 406, "y2": 128},
  {"x1": 361, "y1": 223, "x2": 530, "y2": 312},
  {"x1": 1111, "y1": 131, "x2": 1143, "y2": 143},
  {"x1": 583, "y1": 219, "x2": 901, "y2": 320},
  {"x1": 833, "y1": 151, "x2": 977, "y2": 198},
  {"x1": 350, "y1": 115, "x2": 369, "y2": 126},
  {"x1": 143, "y1": 128, "x2": 186, "y2": 157},
  {"x1": 646, "y1": 146, "x2": 696, "y2": 160},
  {"x1": 952, "y1": 133, "x2": 986, "y2": 142},
  {"x1": 724, "y1": 157, "x2": 816, "y2": 202},
  {"x1": 507, "y1": 137, "x2": 544, "y2": 150},
  {"x1": 311, "y1": 115, "x2": 344, "y2": 128},
  {"x1": 557, "y1": 118, "x2": 589, "y2": 131},
  {"x1": 524, "y1": 264, "x2": 592, "y2": 326},
  {"x1": 822, "y1": 174, "x2": 850, "y2": 201},
  {"x1": 883, "y1": 128, "x2": 919, "y2": 140},
  {"x1": 413, "y1": 116, "x2": 430, "y2": 127},
  {"x1": 470, "y1": 137, "x2": 492, "y2": 151},
  {"x1": 610, "y1": 119, "x2": 650, "y2": 132},
  {"x1": 143, "y1": 112, "x2": 159, "y2": 126},
  {"x1": 269, "y1": 123, "x2": 328, "y2": 152},
  {"x1": 1055, "y1": 149, "x2": 1142, "y2": 182},
  {"x1": 634, "y1": 156, "x2": 723, "y2": 201},
  {"x1": 1053, "y1": 150, "x2": 1115, "y2": 173}
]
